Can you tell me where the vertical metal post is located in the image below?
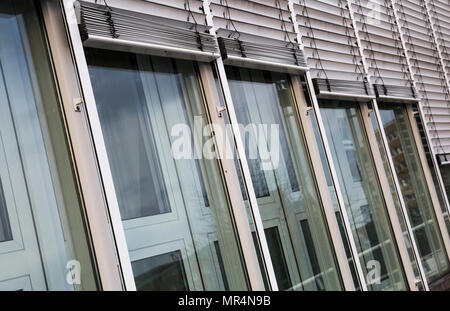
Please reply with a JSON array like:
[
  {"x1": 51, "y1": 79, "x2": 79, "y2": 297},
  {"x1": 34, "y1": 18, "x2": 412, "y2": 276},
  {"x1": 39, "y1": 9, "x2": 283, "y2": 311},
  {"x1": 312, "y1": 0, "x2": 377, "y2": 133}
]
[
  {"x1": 289, "y1": 0, "x2": 369, "y2": 291},
  {"x1": 59, "y1": 0, "x2": 136, "y2": 290},
  {"x1": 345, "y1": 0, "x2": 427, "y2": 289},
  {"x1": 202, "y1": 0, "x2": 279, "y2": 291}
]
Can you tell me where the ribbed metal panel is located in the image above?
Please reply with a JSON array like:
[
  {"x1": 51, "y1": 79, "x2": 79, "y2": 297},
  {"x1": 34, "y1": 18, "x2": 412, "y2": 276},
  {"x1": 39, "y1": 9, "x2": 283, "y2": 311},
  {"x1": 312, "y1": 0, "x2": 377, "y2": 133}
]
[
  {"x1": 77, "y1": 1, "x2": 219, "y2": 59},
  {"x1": 293, "y1": 0, "x2": 366, "y2": 83},
  {"x1": 394, "y1": 0, "x2": 450, "y2": 154}
]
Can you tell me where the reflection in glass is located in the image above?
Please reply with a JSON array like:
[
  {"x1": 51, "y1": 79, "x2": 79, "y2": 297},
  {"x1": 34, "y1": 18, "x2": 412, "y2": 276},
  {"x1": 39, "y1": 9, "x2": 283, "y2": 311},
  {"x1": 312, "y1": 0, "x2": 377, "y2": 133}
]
[
  {"x1": 0, "y1": 0, "x2": 97, "y2": 290},
  {"x1": 0, "y1": 179, "x2": 12, "y2": 242},
  {"x1": 226, "y1": 66, "x2": 342, "y2": 291},
  {"x1": 377, "y1": 104, "x2": 449, "y2": 282},
  {"x1": 87, "y1": 49, "x2": 248, "y2": 290},
  {"x1": 320, "y1": 100, "x2": 407, "y2": 290},
  {"x1": 370, "y1": 111, "x2": 423, "y2": 284},
  {"x1": 308, "y1": 105, "x2": 361, "y2": 289},
  {"x1": 132, "y1": 251, "x2": 189, "y2": 291},
  {"x1": 438, "y1": 164, "x2": 450, "y2": 234},
  {"x1": 413, "y1": 113, "x2": 450, "y2": 238}
]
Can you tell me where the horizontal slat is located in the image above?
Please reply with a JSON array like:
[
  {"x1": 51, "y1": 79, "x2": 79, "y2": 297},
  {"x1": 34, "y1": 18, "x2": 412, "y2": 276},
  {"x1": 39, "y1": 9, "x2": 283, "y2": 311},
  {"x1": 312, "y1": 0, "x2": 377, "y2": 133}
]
[
  {"x1": 294, "y1": 0, "x2": 365, "y2": 80},
  {"x1": 210, "y1": 0, "x2": 296, "y2": 42},
  {"x1": 80, "y1": 0, "x2": 206, "y2": 24},
  {"x1": 394, "y1": 0, "x2": 450, "y2": 154},
  {"x1": 351, "y1": 0, "x2": 414, "y2": 90},
  {"x1": 77, "y1": 1, "x2": 218, "y2": 60},
  {"x1": 218, "y1": 37, "x2": 307, "y2": 70}
]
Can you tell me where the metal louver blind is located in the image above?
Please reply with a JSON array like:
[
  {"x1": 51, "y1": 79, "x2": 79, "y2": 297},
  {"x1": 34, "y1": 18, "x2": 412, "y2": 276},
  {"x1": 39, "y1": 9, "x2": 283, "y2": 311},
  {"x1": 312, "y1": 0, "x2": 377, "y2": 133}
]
[
  {"x1": 394, "y1": 0, "x2": 450, "y2": 154},
  {"x1": 427, "y1": 0, "x2": 450, "y2": 86},
  {"x1": 76, "y1": 0, "x2": 219, "y2": 61},
  {"x1": 351, "y1": 0, "x2": 417, "y2": 101},
  {"x1": 209, "y1": 0, "x2": 307, "y2": 72},
  {"x1": 293, "y1": 0, "x2": 373, "y2": 98}
]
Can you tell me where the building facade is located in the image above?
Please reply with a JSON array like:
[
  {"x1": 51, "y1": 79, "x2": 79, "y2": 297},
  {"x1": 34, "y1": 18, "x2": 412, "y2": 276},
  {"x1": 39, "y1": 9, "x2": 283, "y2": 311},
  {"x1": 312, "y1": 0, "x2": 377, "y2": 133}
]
[{"x1": 0, "y1": 0, "x2": 450, "y2": 291}]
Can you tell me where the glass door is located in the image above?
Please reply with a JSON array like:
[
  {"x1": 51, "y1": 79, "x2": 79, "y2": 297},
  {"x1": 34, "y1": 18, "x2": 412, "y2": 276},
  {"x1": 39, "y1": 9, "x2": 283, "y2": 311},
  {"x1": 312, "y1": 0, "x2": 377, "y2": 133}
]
[
  {"x1": 319, "y1": 100, "x2": 408, "y2": 290},
  {"x1": 225, "y1": 66, "x2": 343, "y2": 291},
  {"x1": 86, "y1": 48, "x2": 249, "y2": 290}
]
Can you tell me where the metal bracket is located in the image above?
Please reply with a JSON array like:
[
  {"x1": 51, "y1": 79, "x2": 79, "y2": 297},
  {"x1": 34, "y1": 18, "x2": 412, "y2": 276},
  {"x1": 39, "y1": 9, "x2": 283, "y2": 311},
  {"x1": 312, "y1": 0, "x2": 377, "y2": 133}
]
[
  {"x1": 217, "y1": 105, "x2": 227, "y2": 118},
  {"x1": 73, "y1": 97, "x2": 83, "y2": 112}
]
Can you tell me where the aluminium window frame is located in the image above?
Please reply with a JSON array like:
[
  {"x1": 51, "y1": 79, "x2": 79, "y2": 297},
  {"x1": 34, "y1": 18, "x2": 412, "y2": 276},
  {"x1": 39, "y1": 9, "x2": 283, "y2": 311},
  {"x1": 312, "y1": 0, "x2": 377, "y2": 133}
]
[
  {"x1": 369, "y1": 100, "x2": 430, "y2": 290},
  {"x1": 344, "y1": 0, "x2": 450, "y2": 290},
  {"x1": 390, "y1": 0, "x2": 450, "y2": 233},
  {"x1": 43, "y1": 0, "x2": 445, "y2": 291},
  {"x1": 40, "y1": 0, "x2": 125, "y2": 290},
  {"x1": 358, "y1": 0, "x2": 450, "y2": 288},
  {"x1": 204, "y1": 0, "x2": 358, "y2": 291},
  {"x1": 55, "y1": 0, "x2": 269, "y2": 291}
]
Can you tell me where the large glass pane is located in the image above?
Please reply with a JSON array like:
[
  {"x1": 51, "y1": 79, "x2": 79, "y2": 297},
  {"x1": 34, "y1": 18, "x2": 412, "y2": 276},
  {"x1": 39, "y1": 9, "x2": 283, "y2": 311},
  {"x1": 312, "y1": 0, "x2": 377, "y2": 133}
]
[
  {"x1": 438, "y1": 164, "x2": 450, "y2": 234},
  {"x1": 0, "y1": 179, "x2": 12, "y2": 243},
  {"x1": 320, "y1": 100, "x2": 407, "y2": 290},
  {"x1": 413, "y1": 113, "x2": 450, "y2": 237},
  {"x1": 225, "y1": 66, "x2": 343, "y2": 291},
  {"x1": 0, "y1": 0, "x2": 98, "y2": 290},
  {"x1": 86, "y1": 48, "x2": 249, "y2": 290},
  {"x1": 377, "y1": 104, "x2": 449, "y2": 283},
  {"x1": 370, "y1": 110, "x2": 423, "y2": 287}
]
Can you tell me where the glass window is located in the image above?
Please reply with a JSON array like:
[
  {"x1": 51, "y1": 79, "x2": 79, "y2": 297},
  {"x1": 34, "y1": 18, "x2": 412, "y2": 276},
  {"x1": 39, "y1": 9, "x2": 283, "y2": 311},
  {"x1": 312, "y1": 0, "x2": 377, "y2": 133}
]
[
  {"x1": 438, "y1": 164, "x2": 450, "y2": 234},
  {"x1": 225, "y1": 66, "x2": 343, "y2": 291},
  {"x1": 86, "y1": 48, "x2": 249, "y2": 291},
  {"x1": 413, "y1": 113, "x2": 450, "y2": 237},
  {"x1": 0, "y1": 180, "x2": 12, "y2": 243},
  {"x1": 376, "y1": 104, "x2": 449, "y2": 283},
  {"x1": 370, "y1": 110, "x2": 423, "y2": 286},
  {"x1": 132, "y1": 251, "x2": 189, "y2": 291},
  {"x1": 319, "y1": 100, "x2": 408, "y2": 290},
  {"x1": 0, "y1": 0, "x2": 98, "y2": 290}
]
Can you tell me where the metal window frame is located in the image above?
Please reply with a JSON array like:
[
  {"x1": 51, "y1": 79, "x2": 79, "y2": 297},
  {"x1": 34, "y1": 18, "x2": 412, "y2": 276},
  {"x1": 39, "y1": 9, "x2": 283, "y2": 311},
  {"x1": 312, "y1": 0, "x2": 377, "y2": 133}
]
[
  {"x1": 58, "y1": 0, "x2": 136, "y2": 290},
  {"x1": 40, "y1": 0, "x2": 128, "y2": 290},
  {"x1": 196, "y1": 63, "x2": 266, "y2": 290},
  {"x1": 405, "y1": 105, "x2": 450, "y2": 260},
  {"x1": 345, "y1": 0, "x2": 428, "y2": 290},
  {"x1": 57, "y1": 0, "x2": 272, "y2": 292},
  {"x1": 423, "y1": 0, "x2": 450, "y2": 227},
  {"x1": 360, "y1": 101, "x2": 418, "y2": 291},
  {"x1": 202, "y1": 0, "x2": 279, "y2": 291},
  {"x1": 206, "y1": 0, "x2": 360, "y2": 292},
  {"x1": 46, "y1": 0, "x2": 450, "y2": 292},
  {"x1": 301, "y1": 71, "x2": 369, "y2": 291},
  {"x1": 290, "y1": 75, "x2": 356, "y2": 291},
  {"x1": 391, "y1": 0, "x2": 450, "y2": 226},
  {"x1": 348, "y1": 0, "x2": 450, "y2": 289},
  {"x1": 289, "y1": 0, "x2": 368, "y2": 291},
  {"x1": 369, "y1": 101, "x2": 430, "y2": 291},
  {"x1": 391, "y1": 0, "x2": 450, "y2": 262}
]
